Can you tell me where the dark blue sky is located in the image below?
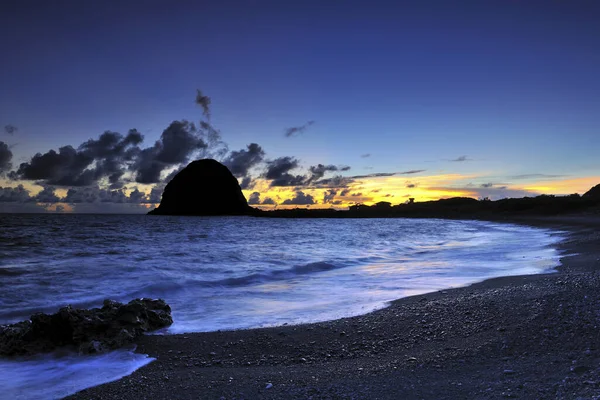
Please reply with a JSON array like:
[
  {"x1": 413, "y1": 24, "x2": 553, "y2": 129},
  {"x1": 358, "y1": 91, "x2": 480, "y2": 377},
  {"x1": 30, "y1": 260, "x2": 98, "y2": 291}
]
[{"x1": 1, "y1": 0, "x2": 599, "y2": 211}]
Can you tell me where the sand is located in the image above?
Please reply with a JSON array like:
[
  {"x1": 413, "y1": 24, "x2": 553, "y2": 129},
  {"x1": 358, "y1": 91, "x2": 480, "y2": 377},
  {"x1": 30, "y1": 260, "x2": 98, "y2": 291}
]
[{"x1": 68, "y1": 216, "x2": 600, "y2": 399}]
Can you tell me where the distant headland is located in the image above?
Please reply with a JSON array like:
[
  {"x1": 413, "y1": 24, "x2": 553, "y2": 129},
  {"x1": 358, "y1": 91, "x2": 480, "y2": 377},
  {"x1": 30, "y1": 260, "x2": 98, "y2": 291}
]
[{"x1": 148, "y1": 159, "x2": 600, "y2": 218}]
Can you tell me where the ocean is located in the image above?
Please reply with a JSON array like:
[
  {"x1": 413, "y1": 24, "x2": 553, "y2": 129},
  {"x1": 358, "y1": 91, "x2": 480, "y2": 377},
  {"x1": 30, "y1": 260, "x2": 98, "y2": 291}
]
[{"x1": 0, "y1": 214, "x2": 564, "y2": 399}]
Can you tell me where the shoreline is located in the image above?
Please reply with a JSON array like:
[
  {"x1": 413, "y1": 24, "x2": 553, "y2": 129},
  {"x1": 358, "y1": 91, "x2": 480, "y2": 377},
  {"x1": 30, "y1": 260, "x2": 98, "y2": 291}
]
[{"x1": 69, "y1": 215, "x2": 600, "y2": 399}]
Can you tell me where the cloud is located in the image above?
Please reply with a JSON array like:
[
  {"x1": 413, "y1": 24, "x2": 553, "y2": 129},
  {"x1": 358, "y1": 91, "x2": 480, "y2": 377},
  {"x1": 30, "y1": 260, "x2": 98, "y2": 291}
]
[
  {"x1": 450, "y1": 155, "x2": 471, "y2": 162},
  {"x1": 406, "y1": 183, "x2": 416, "y2": 188},
  {"x1": 0, "y1": 141, "x2": 13, "y2": 173},
  {"x1": 240, "y1": 176, "x2": 255, "y2": 190},
  {"x1": 134, "y1": 121, "x2": 208, "y2": 184},
  {"x1": 350, "y1": 170, "x2": 425, "y2": 179},
  {"x1": 223, "y1": 143, "x2": 265, "y2": 178},
  {"x1": 62, "y1": 186, "x2": 155, "y2": 204},
  {"x1": 312, "y1": 175, "x2": 354, "y2": 189},
  {"x1": 323, "y1": 189, "x2": 337, "y2": 204},
  {"x1": 481, "y1": 182, "x2": 493, "y2": 188},
  {"x1": 307, "y1": 164, "x2": 340, "y2": 183},
  {"x1": 148, "y1": 186, "x2": 163, "y2": 203},
  {"x1": 4, "y1": 125, "x2": 17, "y2": 135},
  {"x1": 33, "y1": 186, "x2": 61, "y2": 203},
  {"x1": 0, "y1": 185, "x2": 32, "y2": 202},
  {"x1": 351, "y1": 172, "x2": 396, "y2": 179},
  {"x1": 284, "y1": 121, "x2": 315, "y2": 138},
  {"x1": 10, "y1": 130, "x2": 143, "y2": 187},
  {"x1": 360, "y1": 153, "x2": 371, "y2": 158},
  {"x1": 10, "y1": 145, "x2": 95, "y2": 186},
  {"x1": 79, "y1": 129, "x2": 144, "y2": 189},
  {"x1": 264, "y1": 156, "x2": 307, "y2": 187},
  {"x1": 248, "y1": 191, "x2": 261, "y2": 205},
  {"x1": 282, "y1": 191, "x2": 315, "y2": 205},
  {"x1": 195, "y1": 89, "x2": 211, "y2": 119},
  {"x1": 261, "y1": 197, "x2": 276, "y2": 205}
]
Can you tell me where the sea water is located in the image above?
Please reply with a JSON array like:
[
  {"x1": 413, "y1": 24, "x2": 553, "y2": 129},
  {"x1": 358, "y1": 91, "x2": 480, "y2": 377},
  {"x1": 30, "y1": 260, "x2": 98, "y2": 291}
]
[{"x1": 0, "y1": 214, "x2": 564, "y2": 399}]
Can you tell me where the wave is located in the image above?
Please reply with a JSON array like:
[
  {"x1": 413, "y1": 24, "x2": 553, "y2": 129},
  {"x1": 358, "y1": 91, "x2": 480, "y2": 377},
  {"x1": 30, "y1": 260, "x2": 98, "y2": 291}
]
[
  {"x1": 130, "y1": 262, "x2": 348, "y2": 297},
  {"x1": 0, "y1": 267, "x2": 29, "y2": 277},
  {"x1": 213, "y1": 262, "x2": 342, "y2": 287}
]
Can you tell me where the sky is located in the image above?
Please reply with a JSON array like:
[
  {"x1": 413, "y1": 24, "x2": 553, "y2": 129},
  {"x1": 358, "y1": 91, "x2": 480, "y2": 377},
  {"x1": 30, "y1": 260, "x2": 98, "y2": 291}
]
[{"x1": 1, "y1": 0, "x2": 599, "y2": 213}]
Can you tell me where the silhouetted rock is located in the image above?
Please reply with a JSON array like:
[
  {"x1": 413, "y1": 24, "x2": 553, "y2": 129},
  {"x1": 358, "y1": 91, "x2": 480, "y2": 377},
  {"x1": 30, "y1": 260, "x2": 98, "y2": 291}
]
[
  {"x1": 0, "y1": 298, "x2": 172, "y2": 356},
  {"x1": 149, "y1": 159, "x2": 252, "y2": 216}
]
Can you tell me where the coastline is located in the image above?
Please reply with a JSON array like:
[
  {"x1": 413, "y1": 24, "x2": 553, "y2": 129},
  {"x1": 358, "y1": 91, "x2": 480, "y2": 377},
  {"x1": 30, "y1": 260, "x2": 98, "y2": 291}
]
[{"x1": 68, "y1": 216, "x2": 600, "y2": 400}]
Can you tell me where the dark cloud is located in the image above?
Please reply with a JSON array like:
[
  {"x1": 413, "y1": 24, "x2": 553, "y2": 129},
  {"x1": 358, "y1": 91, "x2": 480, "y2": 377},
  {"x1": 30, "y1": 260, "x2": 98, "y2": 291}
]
[
  {"x1": 240, "y1": 177, "x2": 255, "y2": 190},
  {"x1": 134, "y1": 121, "x2": 208, "y2": 184},
  {"x1": 340, "y1": 188, "x2": 351, "y2": 196},
  {"x1": 307, "y1": 164, "x2": 339, "y2": 182},
  {"x1": 11, "y1": 130, "x2": 143, "y2": 187},
  {"x1": 4, "y1": 125, "x2": 17, "y2": 135},
  {"x1": 360, "y1": 153, "x2": 371, "y2": 158},
  {"x1": 0, "y1": 141, "x2": 13, "y2": 173},
  {"x1": 450, "y1": 155, "x2": 470, "y2": 162},
  {"x1": 63, "y1": 186, "x2": 155, "y2": 204},
  {"x1": 351, "y1": 172, "x2": 396, "y2": 179},
  {"x1": 264, "y1": 156, "x2": 307, "y2": 187},
  {"x1": 406, "y1": 183, "x2": 416, "y2": 188},
  {"x1": 148, "y1": 186, "x2": 163, "y2": 204},
  {"x1": 352, "y1": 170, "x2": 424, "y2": 179},
  {"x1": 282, "y1": 191, "x2": 315, "y2": 205},
  {"x1": 261, "y1": 197, "x2": 276, "y2": 205},
  {"x1": 481, "y1": 182, "x2": 493, "y2": 188},
  {"x1": 351, "y1": 192, "x2": 363, "y2": 197},
  {"x1": 284, "y1": 121, "x2": 315, "y2": 138},
  {"x1": 248, "y1": 191, "x2": 261, "y2": 205},
  {"x1": 64, "y1": 187, "x2": 98, "y2": 203},
  {"x1": 33, "y1": 186, "x2": 61, "y2": 203},
  {"x1": 223, "y1": 143, "x2": 265, "y2": 178},
  {"x1": 128, "y1": 188, "x2": 147, "y2": 204},
  {"x1": 10, "y1": 145, "x2": 95, "y2": 186},
  {"x1": 195, "y1": 89, "x2": 211, "y2": 119},
  {"x1": 323, "y1": 189, "x2": 337, "y2": 204},
  {"x1": 340, "y1": 165, "x2": 351, "y2": 171},
  {"x1": 79, "y1": 129, "x2": 144, "y2": 188},
  {"x1": 0, "y1": 185, "x2": 32, "y2": 202},
  {"x1": 312, "y1": 175, "x2": 354, "y2": 189},
  {"x1": 155, "y1": 121, "x2": 207, "y2": 164}
]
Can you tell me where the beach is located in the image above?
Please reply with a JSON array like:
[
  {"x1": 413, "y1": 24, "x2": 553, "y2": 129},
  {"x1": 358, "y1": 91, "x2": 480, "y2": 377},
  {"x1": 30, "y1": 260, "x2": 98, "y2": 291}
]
[{"x1": 67, "y1": 216, "x2": 600, "y2": 400}]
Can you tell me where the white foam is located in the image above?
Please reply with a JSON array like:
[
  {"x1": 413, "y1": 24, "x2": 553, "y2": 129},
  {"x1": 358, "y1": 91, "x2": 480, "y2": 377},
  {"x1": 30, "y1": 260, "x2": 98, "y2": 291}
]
[{"x1": 0, "y1": 349, "x2": 154, "y2": 400}]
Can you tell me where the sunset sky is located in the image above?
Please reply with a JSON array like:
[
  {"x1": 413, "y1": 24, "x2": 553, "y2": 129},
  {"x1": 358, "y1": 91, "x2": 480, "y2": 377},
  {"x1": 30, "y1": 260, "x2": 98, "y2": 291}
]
[{"x1": 1, "y1": 0, "x2": 599, "y2": 213}]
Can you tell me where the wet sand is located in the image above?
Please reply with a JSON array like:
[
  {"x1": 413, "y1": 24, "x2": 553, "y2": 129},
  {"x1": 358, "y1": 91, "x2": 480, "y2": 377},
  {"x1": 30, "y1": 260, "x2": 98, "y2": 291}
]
[{"x1": 69, "y1": 216, "x2": 600, "y2": 399}]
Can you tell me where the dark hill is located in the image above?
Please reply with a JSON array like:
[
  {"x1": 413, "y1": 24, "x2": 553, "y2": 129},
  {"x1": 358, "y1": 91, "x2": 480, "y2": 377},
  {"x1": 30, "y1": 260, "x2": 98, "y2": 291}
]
[
  {"x1": 583, "y1": 184, "x2": 600, "y2": 200},
  {"x1": 148, "y1": 159, "x2": 252, "y2": 216}
]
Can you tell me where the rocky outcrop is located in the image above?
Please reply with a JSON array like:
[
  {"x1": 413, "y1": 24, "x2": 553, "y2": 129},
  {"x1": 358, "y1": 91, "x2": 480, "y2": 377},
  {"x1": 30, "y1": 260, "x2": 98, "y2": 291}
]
[
  {"x1": 0, "y1": 298, "x2": 172, "y2": 356},
  {"x1": 148, "y1": 159, "x2": 252, "y2": 216}
]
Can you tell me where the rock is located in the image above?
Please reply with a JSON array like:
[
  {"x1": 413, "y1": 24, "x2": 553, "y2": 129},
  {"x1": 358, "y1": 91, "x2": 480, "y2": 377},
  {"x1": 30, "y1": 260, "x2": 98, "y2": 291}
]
[
  {"x1": 0, "y1": 298, "x2": 172, "y2": 356},
  {"x1": 148, "y1": 159, "x2": 253, "y2": 216},
  {"x1": 266, "y1": 383, "x2": 273, "y2": 389}
]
